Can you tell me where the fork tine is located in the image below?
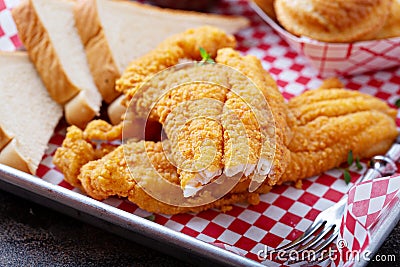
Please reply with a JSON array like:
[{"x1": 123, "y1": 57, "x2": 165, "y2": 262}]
[
  {"x1": 307, "y1": 230, "x2": 340, "y2": 265},
  {"x1": 312, "y1": 227, "x2": 339, "y2": 255},
  {"x1": 274, "y1": 220, "x2": 326, "y2": 252},
  {"x1": 285, "y1": 226, "x2": 338, "y2": 265},
  {"x1": 296, "y1": 224, "x2": 335, "y2": 254}
]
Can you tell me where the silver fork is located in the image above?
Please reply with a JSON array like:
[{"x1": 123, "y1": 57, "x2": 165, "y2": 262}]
[{"x1": 273, "y1": 138, "x2": 400, "y2": 264}]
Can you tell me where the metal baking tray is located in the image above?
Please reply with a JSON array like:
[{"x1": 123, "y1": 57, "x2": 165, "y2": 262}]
[{"x1": 1, "y1": 163, "x2": 399, "y2": 266}]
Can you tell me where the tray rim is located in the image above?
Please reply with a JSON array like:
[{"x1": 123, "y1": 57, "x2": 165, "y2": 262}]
[
  {"x1": 0, "y1": 163, "x2": 263, "y2": 267},
  {"x1": 0, "y1": 162, "x2": 399, "y2": 267}
]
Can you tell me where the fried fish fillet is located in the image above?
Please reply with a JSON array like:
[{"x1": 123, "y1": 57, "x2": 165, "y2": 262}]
[
  {"x1": 54, "y1": 86, "x2": 398, "y2": 214},
  {"x1": 282, "y1": 88, "x2": 398, "y2": 183}
]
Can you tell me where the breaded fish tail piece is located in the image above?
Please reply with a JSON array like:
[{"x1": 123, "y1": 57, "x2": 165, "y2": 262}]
[
  {"x1": 157, "y1": 82, "x2": 227, "y2": 197},
  {"x1": 216, "y1": 48, "x2": 293, "y2": 191}
]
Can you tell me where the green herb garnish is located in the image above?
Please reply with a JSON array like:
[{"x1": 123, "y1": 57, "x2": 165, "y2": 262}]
[
  {"x1": 341, "y1": 150, "x2": 364, "y2": 185},
  {"x1": 199, "y1": 47, "x2": 215, "y2": 64},
  {"x1": 145, "y1": 214, "x2": 155, "y2": 221},
  {"x1": 347, "y1": 150, "x2": 354, "y2": 166},
  {"x1": 395, "y1": 99, "x2": 400, "y2": 108},
  {"x1": 343, "y1": 169, "x2": 351, "y2": 185},
  {"x1": 355, "y1": 156, "x2": 363, "y2": 171}
]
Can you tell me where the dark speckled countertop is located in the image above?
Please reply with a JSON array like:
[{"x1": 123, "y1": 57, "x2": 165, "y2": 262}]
[{"x1": 0, "y1": 189, "x2": 398, "y2": 267}]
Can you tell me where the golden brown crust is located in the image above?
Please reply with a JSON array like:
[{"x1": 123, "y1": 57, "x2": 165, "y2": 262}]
[
  {"x1": 53, "y1": 126, "x2": 97, "y2": 188},
  {"x1": 274, "y1": 0, "x2": 393, "y2": 42},
  {"x1": 83, "y1": 120, "x2": 122, "y2": 141},
  {"x1": 282, "y1": 110, "x2": 397, "y2": 183},
  {"x1": 282, "y1": 88, "x2": 398, "y2": 183},
  {"x1": 288, "y1": 88, "x2": 397, "y2": 125},
  {"x1": 74, "y1": 0, "x2": 121, "y2": 103},
  {"x1": 127, "y1": 186, "x2": 264, "y2": 215},
  {"x1": 53, "y1": 120, "x2": 122, "y2": 187},
  {"x1": 317, "y1": 77, "x2": 344, "y2": 89},
  {"x1": 216, "y1": 48, "x2": 293, "y2": 185},
  {"x1": 12, "y1": 0, "x2": 80, "y2": 104}
]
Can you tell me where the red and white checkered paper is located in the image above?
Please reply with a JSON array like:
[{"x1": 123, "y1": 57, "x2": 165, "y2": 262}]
[
  {"x1": 337, "y1": 175, "x2": 400, "y2": 267},
  {"x1": 2, "y1": 0, "x2": 400, "y2": 266}
]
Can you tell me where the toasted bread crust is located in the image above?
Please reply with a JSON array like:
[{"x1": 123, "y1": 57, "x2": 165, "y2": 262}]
[
  {"x1": 0, "y1": 139, "x2": 31, "y2": 174},
  {"x1": 64, "y1": 91, "x2": 99, "y2": 129},
  {"x1": 107, "y1": 95, "x2": 126, "y2": 125},
  {"x1": 12, "y1": 0, "x2": 81, "y2": 104},
  {"x1": 0, "y1": 127, "x2": 13, "y2": 151},
  {"x1": 74, "y1": 0, "x2": 121, "y2": 103}
]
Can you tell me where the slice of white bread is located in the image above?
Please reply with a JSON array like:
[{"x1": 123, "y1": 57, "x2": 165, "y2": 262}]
[
  {"x1": 12, "y1": 0, "x2": 102, "y2": 128},
  {"x1": 0, "y1": 52, "x2": 62, "y2": 174},
  {"x1": 74, "y1": 0, "x2": 249, "y2": 104}
]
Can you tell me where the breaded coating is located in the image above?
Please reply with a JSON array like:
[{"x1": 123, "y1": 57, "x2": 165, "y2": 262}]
[
  {"x1": 317, "y1": 77, "x2": 344, "y2": 90},
  {"x1": 116, "y1": 26, "x2": 236, "y2": 98},
  {"x1": 79, "y1": 145, "x2": 133, "y2": 200},
  {"x1": 288, "y1": 88, "x2": 397, "y2": 125},
  {"x1": 282, "y1": 110, "x2": 397, "y2": 183},
  {"x1": 116, "y1": 28, "x2": 292, "y2": 193},
  {"x1": 53, "y1": 126, "x2": 97, "y2": 188},
  {"x1": 216, "y1": 48, "x2": 293, "y2": 189},
  {"x1": 83, "y1": 120, "x2": 122, "y2": 141},
  {"x1": 282, "y1": 88, "x2": 398, "y2": 183},
  {"x1": 53, "y1": 121, "x2": 121, "y2": 187},
  {"x1": 221, "y1": 93, "x2": 261, "y2": 178},
  {"x1": 158, "y1": 83, "x2": 226, "y2": 197},
  {"x1": 125, "y1": 61, "x2": 231, "y2": 122}
]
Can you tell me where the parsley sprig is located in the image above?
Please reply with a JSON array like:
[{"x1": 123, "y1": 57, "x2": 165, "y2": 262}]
[
  {"x1": 145, "y1": 214, "x2": 155, "y2": 221},
  {"x1": 199, "y1": 47, "x2": 215, "y2": 64},
  {"x1": 342, "y1": 150, "x2": 363, "y2": 184},
  {"x1": 395, "y1": 98, "x2": 400, "y2": 108}
]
